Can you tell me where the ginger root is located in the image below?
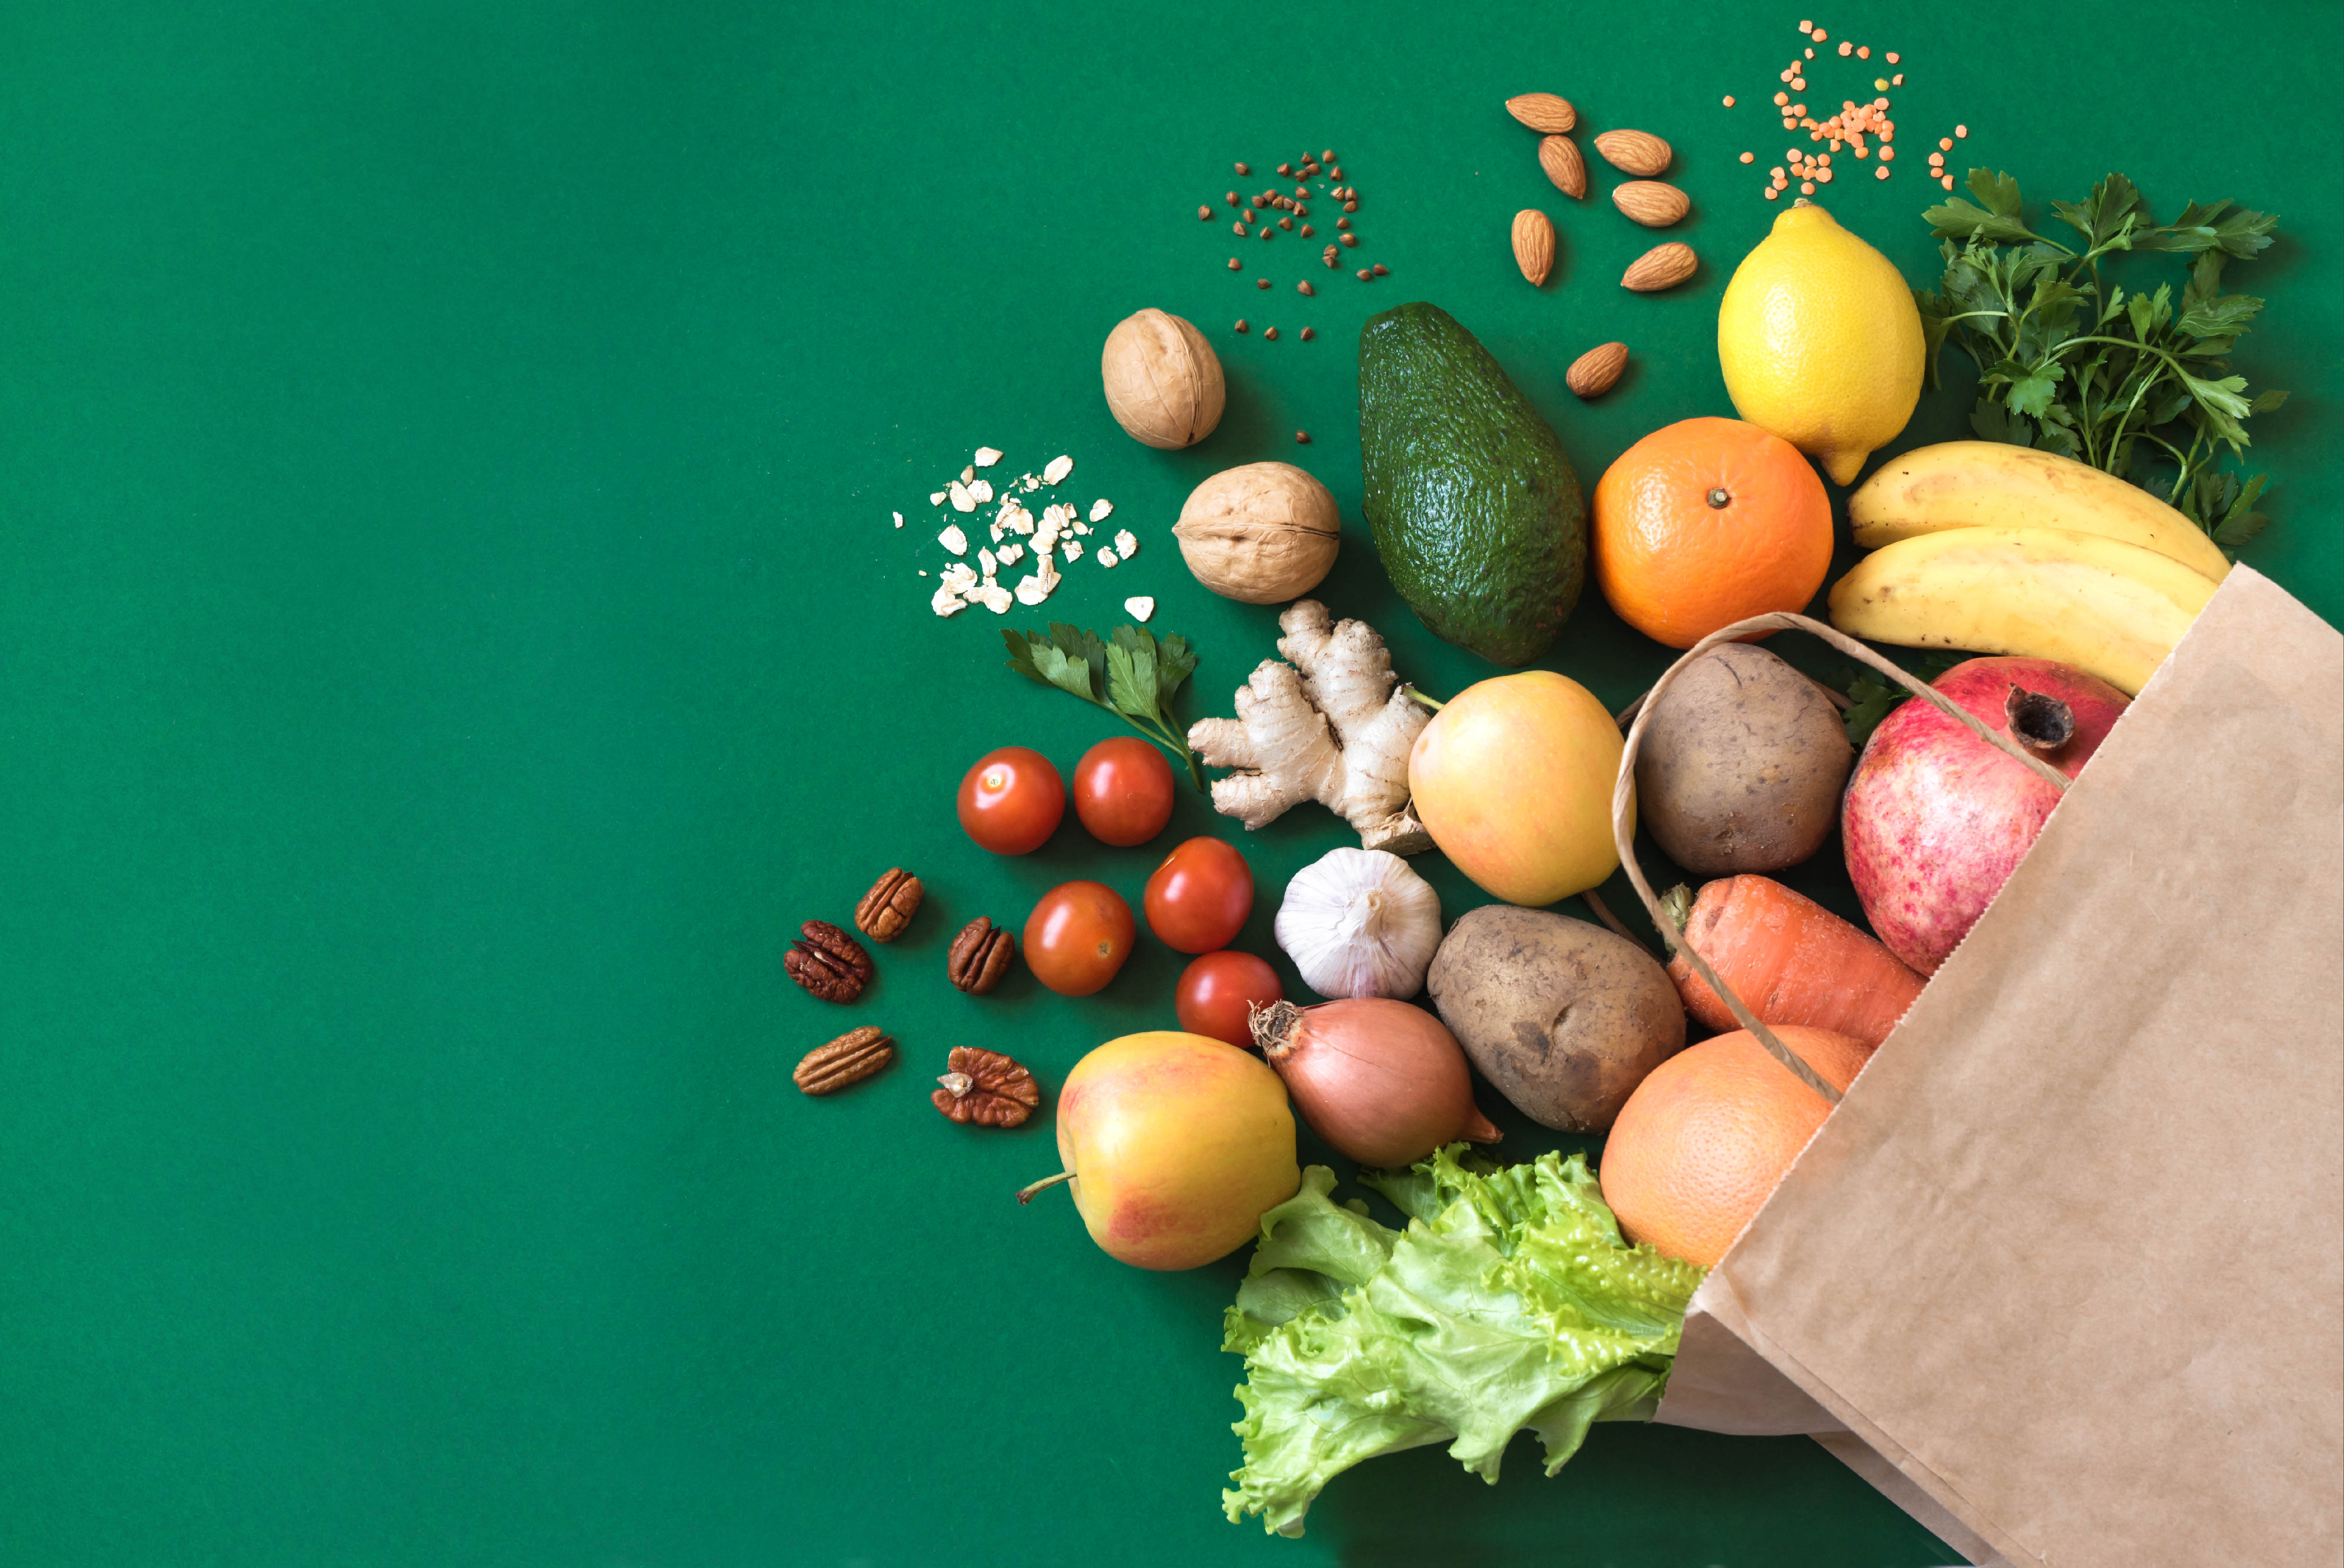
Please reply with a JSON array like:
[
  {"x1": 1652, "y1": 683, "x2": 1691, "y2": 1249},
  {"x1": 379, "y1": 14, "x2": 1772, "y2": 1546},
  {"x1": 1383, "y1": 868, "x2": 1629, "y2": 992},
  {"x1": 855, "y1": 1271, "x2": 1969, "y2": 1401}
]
[{"x1": 1188, "y1": 600, "x2": 1433, "y2": 854}]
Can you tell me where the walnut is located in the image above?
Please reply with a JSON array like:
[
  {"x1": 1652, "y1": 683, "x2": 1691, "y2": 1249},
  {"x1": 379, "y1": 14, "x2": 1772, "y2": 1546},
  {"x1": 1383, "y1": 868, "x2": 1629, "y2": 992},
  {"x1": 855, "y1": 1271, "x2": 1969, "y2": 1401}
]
[
  {"x1": 1172, "y1": 463, "x2": 1341, "y2": 604},
  {"x1": 932, "y1": 1046, "x2": 1041, "y2": 1128},
  {"x1": 1101, "y1": 308, "x2": 1225, "y2": 449}
]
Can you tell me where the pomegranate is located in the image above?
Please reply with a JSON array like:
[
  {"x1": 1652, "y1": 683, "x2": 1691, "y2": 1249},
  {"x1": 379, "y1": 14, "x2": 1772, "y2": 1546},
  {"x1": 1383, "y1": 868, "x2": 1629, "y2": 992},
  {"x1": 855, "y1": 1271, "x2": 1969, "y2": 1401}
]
[{"x1": 1843, "y1": 657, "x2": 2128, "y2": 974}]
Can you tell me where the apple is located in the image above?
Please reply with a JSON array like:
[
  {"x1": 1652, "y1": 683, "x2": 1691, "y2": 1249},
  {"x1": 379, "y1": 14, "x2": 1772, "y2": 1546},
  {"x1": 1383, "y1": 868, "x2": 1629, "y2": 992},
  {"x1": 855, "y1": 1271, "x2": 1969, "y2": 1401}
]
[
  {"x1": 1019, "y1": 1031, "x2": 1299, "y2": 1271},
  {"x1": 1843, "y1": 656, "x2": 2128, "y2": 974},
  {"x1": 1408, "y1": 670, "x2": 1628, "y2": 906}
]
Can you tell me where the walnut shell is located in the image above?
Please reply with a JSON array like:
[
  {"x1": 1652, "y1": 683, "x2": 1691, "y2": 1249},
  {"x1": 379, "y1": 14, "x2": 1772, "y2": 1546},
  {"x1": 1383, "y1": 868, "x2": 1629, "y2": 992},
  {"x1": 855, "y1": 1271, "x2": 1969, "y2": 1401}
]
[
  {"x1": 1171, "y1": 462, "x2": 1341, "y2": 604},
  {"x1": 1101, "y1": 308, "x2": 1225, "y2": 449}
]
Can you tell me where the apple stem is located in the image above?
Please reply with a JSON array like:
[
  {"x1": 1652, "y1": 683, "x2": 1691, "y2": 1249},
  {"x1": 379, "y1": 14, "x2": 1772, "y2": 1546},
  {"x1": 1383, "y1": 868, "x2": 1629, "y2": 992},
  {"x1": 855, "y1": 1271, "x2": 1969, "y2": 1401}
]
[
  {"x1": 1403, "y1": 685, "x2": 1446, "y2": 712},
  {"x1": 1015, "y1": 1171, "x2": 1075, "y2": 1205}
]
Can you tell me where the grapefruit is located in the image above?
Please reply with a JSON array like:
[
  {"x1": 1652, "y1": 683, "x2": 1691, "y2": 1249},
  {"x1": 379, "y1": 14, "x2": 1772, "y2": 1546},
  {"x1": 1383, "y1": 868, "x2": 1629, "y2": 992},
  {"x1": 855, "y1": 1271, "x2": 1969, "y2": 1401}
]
[{"x1": 1598, "y1": 1025, "x2": 1869, "y2": 1267}]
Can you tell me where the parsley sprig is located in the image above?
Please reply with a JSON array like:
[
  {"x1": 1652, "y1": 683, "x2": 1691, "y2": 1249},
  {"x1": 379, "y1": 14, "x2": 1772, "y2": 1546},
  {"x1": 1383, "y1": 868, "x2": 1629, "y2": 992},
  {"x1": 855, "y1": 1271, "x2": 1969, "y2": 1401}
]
[
  {"x1": 1918, "y1": 170, "x2": 2288, "y2": 554},
  {"x1": 1004, "y1": 622, "x2": 1205, "y2": 789},
  {"x1": 1837, "y1": 653, "x2": 1961, "y2": 746}
]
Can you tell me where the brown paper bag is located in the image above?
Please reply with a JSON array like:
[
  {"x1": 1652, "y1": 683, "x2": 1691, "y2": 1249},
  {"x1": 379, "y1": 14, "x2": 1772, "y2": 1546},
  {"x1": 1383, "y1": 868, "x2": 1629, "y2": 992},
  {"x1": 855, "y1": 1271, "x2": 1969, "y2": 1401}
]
[{"x1": 1641, "y1": 566, "x2": 2343, "y2": 1568}]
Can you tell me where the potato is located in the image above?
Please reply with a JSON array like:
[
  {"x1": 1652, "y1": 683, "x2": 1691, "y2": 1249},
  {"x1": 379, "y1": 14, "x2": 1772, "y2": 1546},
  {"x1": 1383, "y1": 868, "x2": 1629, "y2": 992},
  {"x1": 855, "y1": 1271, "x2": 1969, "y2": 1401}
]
[
  {"x1": 1635, "y1": 643, "x2": 1851, "y2": 875},
  {"x1": 1425, "y1": 905, "x2": 1684, "y2": 1133}
]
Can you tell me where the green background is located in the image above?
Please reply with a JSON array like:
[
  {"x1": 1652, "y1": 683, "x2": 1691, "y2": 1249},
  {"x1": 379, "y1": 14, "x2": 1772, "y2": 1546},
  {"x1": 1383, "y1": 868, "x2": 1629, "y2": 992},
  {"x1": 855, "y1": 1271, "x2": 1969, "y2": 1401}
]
[{"x1": 0, "y1": 1, "x2": 2335, "y2": 1563}]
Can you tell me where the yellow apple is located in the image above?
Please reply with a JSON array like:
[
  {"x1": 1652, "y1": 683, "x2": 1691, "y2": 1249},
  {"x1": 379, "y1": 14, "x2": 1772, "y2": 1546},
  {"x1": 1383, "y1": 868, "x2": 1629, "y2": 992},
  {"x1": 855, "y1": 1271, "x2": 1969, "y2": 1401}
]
[
  {"x1": 1021, "y1": 1031, "x2": 1298, "y2": 1270},
  {"x1": 1408, "y1": 670, "x2": 1629, "y2": 905}
]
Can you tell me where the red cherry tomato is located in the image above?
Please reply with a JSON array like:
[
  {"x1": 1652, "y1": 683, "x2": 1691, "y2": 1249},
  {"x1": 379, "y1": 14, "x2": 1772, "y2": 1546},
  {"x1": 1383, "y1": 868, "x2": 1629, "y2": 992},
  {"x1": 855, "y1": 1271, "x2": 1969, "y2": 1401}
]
[
  {"x1": 957, "y1": 746, "x2": 1065, "y2": 855},
  {"x1": 1143, "y1": 836, "x2": 1254, "y2": 954},
  {"x1": 1024, "y1": 881, "x2": 1137, "y2": 996},
  {"x1": 1176, "y1": 950, "x2": 1284, "y2": 1048},
  {"x1": 1071, "y1": 737, "x2": 1176, "y2": 847}
]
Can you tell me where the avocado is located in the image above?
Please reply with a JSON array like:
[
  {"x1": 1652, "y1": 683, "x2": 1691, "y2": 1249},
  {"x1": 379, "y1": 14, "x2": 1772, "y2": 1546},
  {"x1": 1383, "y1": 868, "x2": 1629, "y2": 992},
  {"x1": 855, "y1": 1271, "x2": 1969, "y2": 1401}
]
[{"x1": 1358, "y1": 302, "x2": 1586, "y2": 666}]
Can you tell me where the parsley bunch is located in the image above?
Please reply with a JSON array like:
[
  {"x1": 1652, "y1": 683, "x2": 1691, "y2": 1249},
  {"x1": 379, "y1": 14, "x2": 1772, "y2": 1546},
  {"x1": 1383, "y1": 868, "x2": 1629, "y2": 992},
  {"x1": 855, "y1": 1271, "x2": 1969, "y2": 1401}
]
[
  {"x1": 1003, "y1": 622, "x2": 1205, "y2": 789},
  {"x1": 1918, "y1": 171, "x2": 2287, "y2": 554}
]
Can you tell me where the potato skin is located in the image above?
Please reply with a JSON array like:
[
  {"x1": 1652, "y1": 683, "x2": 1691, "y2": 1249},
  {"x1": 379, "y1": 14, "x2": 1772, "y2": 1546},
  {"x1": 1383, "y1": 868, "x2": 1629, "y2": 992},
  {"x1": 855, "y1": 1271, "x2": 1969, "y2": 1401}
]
[
  {"x1": 1635, "y1": 644, "x2": 1852, "y2": 875},
  {"x1": 1426, "y1": 906, "x2": 1685, "y2": 1133}
]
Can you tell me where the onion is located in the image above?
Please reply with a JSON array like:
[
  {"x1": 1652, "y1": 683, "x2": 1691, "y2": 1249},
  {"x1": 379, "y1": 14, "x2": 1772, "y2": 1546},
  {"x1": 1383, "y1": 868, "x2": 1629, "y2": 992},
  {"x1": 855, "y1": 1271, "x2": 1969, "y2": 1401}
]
[{"x1": 1249, "y1": 997, "x2": 1500, "y2": 1167}]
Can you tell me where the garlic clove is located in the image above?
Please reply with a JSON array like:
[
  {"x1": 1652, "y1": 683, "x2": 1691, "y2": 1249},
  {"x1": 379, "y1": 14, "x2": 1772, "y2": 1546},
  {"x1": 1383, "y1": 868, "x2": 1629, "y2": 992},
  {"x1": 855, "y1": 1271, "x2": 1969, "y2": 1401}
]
[{"x1": 1274, "y1": 847, "x2": 1443, "y2": 1000}]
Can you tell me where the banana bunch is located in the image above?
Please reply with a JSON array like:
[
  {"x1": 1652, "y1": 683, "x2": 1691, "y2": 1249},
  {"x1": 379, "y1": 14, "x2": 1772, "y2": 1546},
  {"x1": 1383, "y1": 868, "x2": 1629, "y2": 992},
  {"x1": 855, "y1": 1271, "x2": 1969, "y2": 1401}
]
[{"x1": 1831, "y1": 443, "x2": 2227, "y2": 695}]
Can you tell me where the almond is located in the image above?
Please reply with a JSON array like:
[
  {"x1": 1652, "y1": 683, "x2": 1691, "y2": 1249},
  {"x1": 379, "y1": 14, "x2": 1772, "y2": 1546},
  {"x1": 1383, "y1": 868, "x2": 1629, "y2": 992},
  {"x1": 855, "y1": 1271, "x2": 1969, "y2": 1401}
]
[
  {"x1": 1536, "y1": 134, "x2": 1586, "y2": 200},
  {"x1": 1566, "y1": 342, "x2": 1629, "y2": 399},
  {"x1": 1612, "y1": 179, "x2": 1690, "y2": 227},
  {"x1": 1594, "y1": 129, "x2": 1673, "y2": 177},
  {"x1": 1511, "y1": 209, "x2": 1556, "y2": 288},
  {"x1": 1621, "y1": 241, "x2": 1698, "y2": 292},
  {"x1": 1505, "y1": 92, "x2": 1577, "y2": 135}
]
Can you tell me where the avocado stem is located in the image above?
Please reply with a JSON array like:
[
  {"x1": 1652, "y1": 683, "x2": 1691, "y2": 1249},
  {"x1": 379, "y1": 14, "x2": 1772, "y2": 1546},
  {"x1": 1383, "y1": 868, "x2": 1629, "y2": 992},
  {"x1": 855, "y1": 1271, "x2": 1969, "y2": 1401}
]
[{"x1": 1015, "y1": 1171, "x2": 1075, "y2": 1205}]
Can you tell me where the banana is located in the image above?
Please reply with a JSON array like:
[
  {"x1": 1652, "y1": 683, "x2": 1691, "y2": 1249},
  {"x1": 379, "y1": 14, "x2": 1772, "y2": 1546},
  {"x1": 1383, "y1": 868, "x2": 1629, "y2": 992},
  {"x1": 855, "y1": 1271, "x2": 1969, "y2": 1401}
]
[
  {"x1": 1848, "y1": 441, "x2": 2233, "y2": 583},
  {"x1": 1828, "y1": 527, "x2": 2217, "y2": 696}
]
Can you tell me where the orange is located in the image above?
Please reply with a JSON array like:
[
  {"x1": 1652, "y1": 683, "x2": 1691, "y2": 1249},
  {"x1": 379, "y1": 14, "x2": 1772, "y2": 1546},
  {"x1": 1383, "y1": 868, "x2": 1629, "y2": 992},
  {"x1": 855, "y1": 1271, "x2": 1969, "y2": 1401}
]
[
  {"x1": 1597, "y1": 1025, "x2": 1870, "y2": 1267},
  {"x1": 1591, "y1": 416, "x2": 1833, "y2": 648}
]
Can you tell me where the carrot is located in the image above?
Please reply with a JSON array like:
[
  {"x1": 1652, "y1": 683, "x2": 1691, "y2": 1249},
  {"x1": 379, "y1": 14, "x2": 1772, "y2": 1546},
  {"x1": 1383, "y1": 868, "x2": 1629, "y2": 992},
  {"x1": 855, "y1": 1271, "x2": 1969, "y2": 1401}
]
[{"x1": 1662, "y1": 875, "x2": 1926, "y2": 1051}]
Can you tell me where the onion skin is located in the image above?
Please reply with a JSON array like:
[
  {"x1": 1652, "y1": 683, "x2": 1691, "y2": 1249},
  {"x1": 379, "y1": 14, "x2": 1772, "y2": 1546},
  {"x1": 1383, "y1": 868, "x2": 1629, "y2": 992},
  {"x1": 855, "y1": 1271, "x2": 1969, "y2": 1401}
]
[{"x1": 1251, "y1": 998, "x2": 1501, "y2": 1166}]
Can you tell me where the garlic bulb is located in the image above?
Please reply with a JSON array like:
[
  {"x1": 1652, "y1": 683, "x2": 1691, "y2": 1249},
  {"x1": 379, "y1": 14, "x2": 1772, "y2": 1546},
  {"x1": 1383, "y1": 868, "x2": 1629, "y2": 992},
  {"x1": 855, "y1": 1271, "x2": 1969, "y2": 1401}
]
[{"x1": 1274, "y1": 847, "x2": 1442, "y2": 999}]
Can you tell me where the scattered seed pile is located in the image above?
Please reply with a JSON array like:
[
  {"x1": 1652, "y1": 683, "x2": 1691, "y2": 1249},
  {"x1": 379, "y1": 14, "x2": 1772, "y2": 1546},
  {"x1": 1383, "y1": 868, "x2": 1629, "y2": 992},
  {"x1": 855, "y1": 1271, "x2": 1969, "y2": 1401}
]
[
  {"x1": 900, "y1": 448, "x2": 1149, "y2": 620},
  {"x1": 1195, "y1": 147, "x2": 1389, "y2": 345},
  {"x1": 1728, "y1": 17, "x2": 1975, "y2": 202}
]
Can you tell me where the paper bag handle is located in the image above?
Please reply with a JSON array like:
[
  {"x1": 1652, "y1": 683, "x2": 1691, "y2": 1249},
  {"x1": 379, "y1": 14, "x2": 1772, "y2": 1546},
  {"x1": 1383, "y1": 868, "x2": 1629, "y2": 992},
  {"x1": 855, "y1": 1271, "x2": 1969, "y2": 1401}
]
[{"x1": 1611, "y1": 612, "x2": 2072, "y2": 1105}]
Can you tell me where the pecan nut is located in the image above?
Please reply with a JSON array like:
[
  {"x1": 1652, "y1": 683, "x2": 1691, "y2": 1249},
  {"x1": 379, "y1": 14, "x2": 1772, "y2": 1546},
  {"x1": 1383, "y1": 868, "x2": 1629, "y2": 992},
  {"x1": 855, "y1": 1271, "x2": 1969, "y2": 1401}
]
[
  {"x1": 853, "y1": 867, "x2": 924, "y2": 943},
  {"x1": 786, "y1": 919, "x2": 874, "y2": 1002},
  {"x1": 794, "y1": 1025, "x2": 895, "y2": 1094},
  {"x1": 946, "y1": 917, "x2": 1016, "y2": 995},
  {"x1": 932, "y1": 1046, "x2": 1042, "y2": 1128}
]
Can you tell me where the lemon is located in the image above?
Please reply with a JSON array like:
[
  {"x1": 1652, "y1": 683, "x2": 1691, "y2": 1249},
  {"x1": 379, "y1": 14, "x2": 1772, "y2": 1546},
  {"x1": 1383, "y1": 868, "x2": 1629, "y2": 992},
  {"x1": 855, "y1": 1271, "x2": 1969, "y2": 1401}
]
[{"x1": 1717, "y1": 201, "x2": 1923, "y2": 486}]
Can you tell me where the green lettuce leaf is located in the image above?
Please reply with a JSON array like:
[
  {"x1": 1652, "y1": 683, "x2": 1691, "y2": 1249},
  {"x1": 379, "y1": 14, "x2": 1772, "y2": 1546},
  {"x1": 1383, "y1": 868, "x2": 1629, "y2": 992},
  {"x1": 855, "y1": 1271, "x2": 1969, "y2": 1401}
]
[{"x1": 1221, "y1": 1148, "x2": 1707, "y2": 1536}]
